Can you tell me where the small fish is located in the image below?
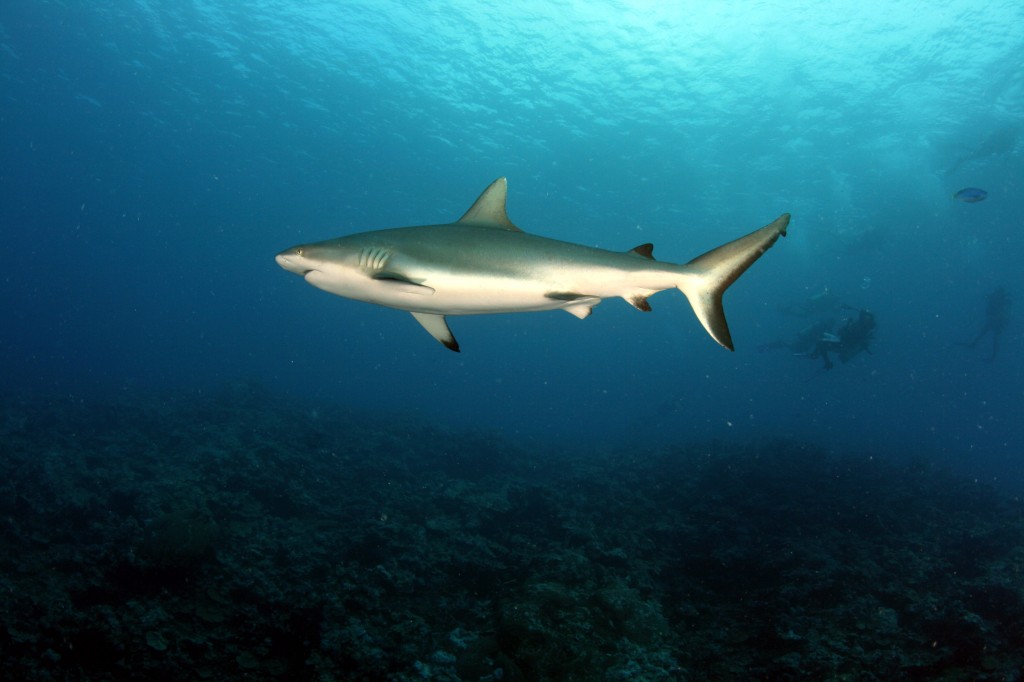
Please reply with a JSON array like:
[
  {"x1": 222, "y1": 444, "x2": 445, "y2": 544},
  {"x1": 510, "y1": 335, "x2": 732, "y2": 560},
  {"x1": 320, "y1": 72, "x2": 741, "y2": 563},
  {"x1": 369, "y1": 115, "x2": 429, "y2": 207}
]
[{"x1": 952, "y1": 187, "x2": 988, "y2": 203}]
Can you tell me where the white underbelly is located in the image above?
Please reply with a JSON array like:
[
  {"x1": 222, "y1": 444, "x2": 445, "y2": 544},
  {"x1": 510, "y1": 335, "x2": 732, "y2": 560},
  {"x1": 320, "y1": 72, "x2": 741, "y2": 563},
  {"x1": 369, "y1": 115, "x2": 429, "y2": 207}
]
[
  {"x1": 307, "y1": 263, "x2": 675, "y2": 316},
  {"x1": 389, "y1": 277, "x2": 571, "y2": 315}
]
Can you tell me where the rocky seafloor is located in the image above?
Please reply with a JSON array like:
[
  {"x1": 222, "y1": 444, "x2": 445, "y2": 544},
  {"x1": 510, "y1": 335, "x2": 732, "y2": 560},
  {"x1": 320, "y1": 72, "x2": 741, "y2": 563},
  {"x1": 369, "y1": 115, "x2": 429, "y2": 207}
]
[{"x1": 1, "y1": 383, "x2": 1023, "y2": 681}]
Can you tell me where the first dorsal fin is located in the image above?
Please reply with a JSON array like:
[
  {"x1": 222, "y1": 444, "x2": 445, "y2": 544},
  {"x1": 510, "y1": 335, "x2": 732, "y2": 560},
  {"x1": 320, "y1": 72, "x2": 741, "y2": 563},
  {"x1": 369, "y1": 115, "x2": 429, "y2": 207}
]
[{"x1": 457, "y1": 177, "x2": 523, "y2": 232}]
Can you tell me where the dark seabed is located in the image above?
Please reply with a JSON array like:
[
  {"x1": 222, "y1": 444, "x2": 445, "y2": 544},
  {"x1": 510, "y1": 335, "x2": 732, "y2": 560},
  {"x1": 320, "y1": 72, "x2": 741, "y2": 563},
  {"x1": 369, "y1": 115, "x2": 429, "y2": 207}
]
[
  {"x1": 3, "y1": 388, "x2": 1024, "y2": 680},
  {"x1": 2, "y1": 1, "x2": 1024, "y2": 680}
]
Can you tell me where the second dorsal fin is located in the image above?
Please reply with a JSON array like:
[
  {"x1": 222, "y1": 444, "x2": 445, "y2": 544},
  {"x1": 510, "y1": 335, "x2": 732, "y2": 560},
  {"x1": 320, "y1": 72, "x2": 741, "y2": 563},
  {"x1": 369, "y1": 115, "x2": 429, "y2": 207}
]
[{"x1": 628, "y1": 243, "x2": 655, "y2": 259}]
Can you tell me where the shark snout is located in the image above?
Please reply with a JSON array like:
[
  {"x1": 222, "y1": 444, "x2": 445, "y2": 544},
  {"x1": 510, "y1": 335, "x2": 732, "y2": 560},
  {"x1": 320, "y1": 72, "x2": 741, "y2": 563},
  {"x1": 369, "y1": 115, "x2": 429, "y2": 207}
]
[{"x1": 275, "y1": 249, "x2": 309, "y2": 275}]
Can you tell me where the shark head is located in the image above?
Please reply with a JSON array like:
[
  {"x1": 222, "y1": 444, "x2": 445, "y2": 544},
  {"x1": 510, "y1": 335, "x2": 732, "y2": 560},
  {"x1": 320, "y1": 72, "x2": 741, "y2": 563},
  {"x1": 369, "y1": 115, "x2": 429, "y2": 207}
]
[
  {"x1": 276, "y1": 236, "x2": 437, "y2": 305},
  {"x1": 275, "y1": 240, "x2": 367, "y2": 298},
  {"x1": 274, "y1": 245, "x2": 316, "y2": 276}
]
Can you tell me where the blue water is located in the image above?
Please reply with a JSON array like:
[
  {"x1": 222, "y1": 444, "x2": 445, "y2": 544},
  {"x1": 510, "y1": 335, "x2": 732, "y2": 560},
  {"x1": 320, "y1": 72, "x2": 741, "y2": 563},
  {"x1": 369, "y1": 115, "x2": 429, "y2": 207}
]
[{"x1": 2, "y1": 0, "x2": 1022, "y2": 486}]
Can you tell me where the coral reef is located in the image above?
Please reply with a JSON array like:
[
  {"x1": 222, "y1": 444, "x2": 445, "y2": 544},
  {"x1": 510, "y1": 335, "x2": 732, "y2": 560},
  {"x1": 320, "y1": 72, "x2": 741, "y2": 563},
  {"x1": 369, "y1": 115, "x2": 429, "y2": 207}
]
[{"x1": 1, "y1": 387, "x2": 1022, "y2": 680}]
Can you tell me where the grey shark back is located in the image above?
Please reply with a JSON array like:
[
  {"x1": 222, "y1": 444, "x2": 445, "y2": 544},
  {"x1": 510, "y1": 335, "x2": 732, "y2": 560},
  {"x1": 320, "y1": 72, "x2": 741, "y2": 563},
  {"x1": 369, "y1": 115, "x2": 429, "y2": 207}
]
[{"x1": 276, "y1": 178, "x2": 789, "y2": 352}]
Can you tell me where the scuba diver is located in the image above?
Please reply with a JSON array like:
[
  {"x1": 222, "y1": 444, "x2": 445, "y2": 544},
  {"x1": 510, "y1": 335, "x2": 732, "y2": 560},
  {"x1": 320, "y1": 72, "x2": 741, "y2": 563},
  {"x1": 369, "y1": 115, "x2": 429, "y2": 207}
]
[
  {"x1": 759, "y1": 318, "x2": 836, "y2": 355},
  {"x1": 802, "y1": 307, "x2": 877, "y2": 370},
  {"x1": 963, "y1": 286, "x2": 1010, "y2": 362}
]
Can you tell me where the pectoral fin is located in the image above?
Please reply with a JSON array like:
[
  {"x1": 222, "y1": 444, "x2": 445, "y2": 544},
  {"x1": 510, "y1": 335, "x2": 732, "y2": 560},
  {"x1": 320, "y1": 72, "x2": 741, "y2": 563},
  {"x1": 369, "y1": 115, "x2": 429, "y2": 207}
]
[
  {"x1": 372, "y1": 272, "x2": 435, "y2": 295},
  {"x1": 546, "y1": 292, "x2": 602, "y2": 319},
  {"x1": 411, "y1": 312, "x2": 460, "y2": 352}
]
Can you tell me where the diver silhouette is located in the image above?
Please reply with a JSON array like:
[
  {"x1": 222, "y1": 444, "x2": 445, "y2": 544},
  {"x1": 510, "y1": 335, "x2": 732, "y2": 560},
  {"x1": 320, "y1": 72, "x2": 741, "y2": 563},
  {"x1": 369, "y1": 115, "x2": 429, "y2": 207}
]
[
  {"x1": 964, "y1": 286, "x2": 1010, "y2": 362},
  {"x1": 802, "y1": 307, "x2": 876, "y2": 370},
  {"x1": 759, "y1": 318, "x2": 836, "y2": 355}
]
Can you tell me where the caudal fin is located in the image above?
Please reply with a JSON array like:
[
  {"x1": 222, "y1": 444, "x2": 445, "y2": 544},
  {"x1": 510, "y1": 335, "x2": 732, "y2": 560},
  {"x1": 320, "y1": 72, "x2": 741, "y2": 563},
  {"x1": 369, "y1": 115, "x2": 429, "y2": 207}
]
[{"x1": 677, "y1": 214, "x2": 790, "y2": 350}]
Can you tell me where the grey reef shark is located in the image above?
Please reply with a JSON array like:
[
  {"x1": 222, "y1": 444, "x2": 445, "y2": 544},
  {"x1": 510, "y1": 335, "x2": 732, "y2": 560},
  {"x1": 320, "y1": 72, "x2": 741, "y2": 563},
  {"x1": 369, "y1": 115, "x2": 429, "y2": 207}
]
[{"x1": 276, "y1": 178, "x2": 789, "y2": 352}]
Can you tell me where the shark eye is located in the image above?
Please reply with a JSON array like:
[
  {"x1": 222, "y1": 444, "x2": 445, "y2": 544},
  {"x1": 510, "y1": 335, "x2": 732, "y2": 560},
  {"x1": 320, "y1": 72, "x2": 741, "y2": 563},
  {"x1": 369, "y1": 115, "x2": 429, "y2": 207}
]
[{"x1": 296, "y1": 248, "x2": 304, "y2": 256}]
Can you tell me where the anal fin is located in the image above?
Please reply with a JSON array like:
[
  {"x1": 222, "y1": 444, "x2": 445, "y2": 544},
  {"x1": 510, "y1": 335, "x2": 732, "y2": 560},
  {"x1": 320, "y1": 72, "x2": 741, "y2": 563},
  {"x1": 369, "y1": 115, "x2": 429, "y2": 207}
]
[
  {"x1": 629, "y1": 295, "x2": 652, "y2": 312},
  {"x1": 411, "y1": 312, "x2": 460, "y2": 352}
]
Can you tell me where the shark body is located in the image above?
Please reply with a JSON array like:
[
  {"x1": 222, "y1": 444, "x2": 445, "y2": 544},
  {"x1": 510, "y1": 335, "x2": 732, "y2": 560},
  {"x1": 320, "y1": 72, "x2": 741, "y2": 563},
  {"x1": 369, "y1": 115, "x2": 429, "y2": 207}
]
[{"x1": 276, "y1": 178, "x2": 789, "y2": 352}]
